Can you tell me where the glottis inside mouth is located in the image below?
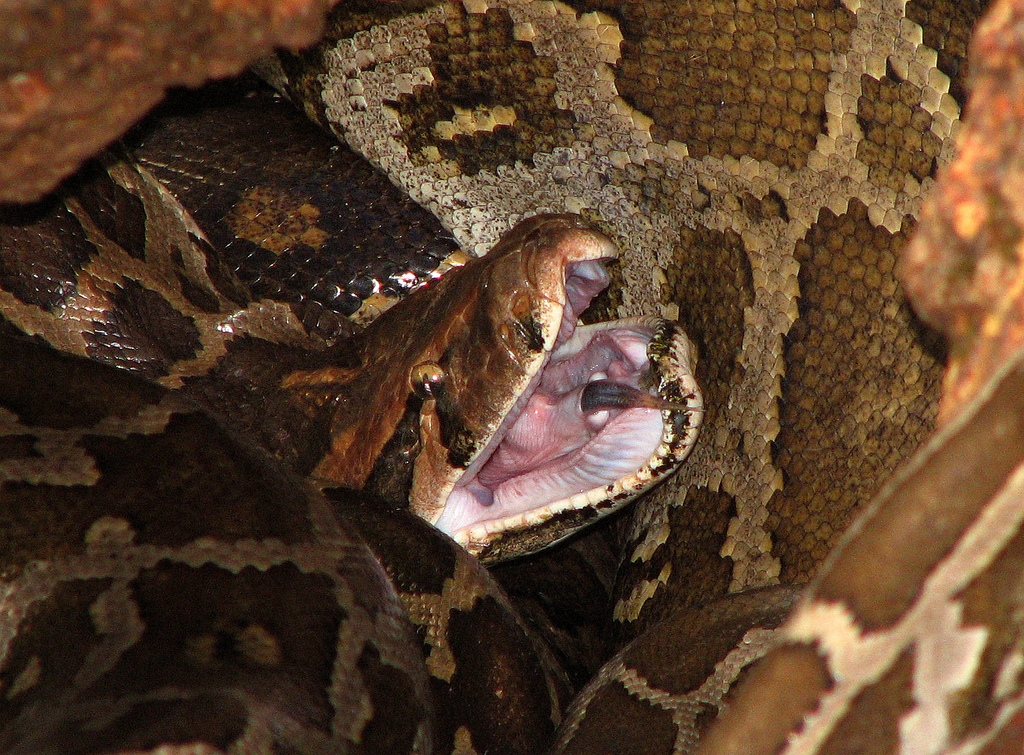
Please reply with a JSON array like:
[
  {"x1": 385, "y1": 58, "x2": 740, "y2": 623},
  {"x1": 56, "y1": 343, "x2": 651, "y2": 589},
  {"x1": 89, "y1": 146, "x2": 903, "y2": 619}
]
[{"x1": 433, "y1": 260, "x2": 671, "y2": 537}]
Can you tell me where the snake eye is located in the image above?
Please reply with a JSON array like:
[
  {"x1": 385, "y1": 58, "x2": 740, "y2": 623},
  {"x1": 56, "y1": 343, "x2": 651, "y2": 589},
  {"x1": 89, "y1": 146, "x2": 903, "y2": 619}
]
[{"x1": 410, "y1": 362, "x2": 446, "y2": 399}]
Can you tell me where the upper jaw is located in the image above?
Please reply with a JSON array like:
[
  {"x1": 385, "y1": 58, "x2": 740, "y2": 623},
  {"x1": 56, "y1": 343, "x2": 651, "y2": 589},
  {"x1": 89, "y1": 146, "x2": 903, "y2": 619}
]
[{"x1": 408, "y1": 214, "x2": 702, "y2": 561}]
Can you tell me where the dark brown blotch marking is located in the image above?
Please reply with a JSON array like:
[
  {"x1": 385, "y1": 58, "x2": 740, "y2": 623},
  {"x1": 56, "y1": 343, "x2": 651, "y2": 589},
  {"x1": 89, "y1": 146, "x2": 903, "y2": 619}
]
[
  {"x1": 565, "y1": 0, "x2": 855, "y2": 170},
  {"x1": 0, "y1": 327, "x2": 165, "y2": 430},
  {"x1": 0, "y1": 434, "x2": 42, "y2": 462},
  {"x1": 976, "y1": 703, "x2": 1024, "y2": 755},
  {"x1": 742, "y1": 189, "x2": 790, "y2": 224},
  {"x1": 435, "y1": 384, "x2": 478, "y2": 470},
  {"x1": 132, "y1": 80, "x2": 457, "y2": 320},
  {"x1": 663, "y1": 223, "x2": 754, "y2": 438},
  {"x1": 492, "y1": 531, "x2": 618, "y2": 690},
  {"x1": 175, "y1": 269, "x2": 221, "y2": 313},
  {"x1": 338, "y1": 502, "x2": 562, "y2": 754},
  {"x1": 443, "y1": 596, "x2": 558, "y2": 755},
  {"x1": 77, "y1": 410, "x2": 318, "y2": 547},
  {"x1": 818, "y1": 647, "x2": 915, "y2": 755},
  {"x1": 0, "y1": 399, "x2": 317, "y2": 570},
  {"x1": 356, "y1": 644, "x2": 429, "y2": 755},
  {"x1": 950, "y1": 515, "x2": 1024, "y2": 738},
  {"x1": 183, "y1": 334, "x2": 344, "y2": 476},
  {"x1": 289, "y1": 296, "x2": 357, "y2": 343},
  {"x1": 186, "y1": 236, "x2": 251, "y2": 308},
  {"x1": 559, "y1": 680, "x2": 677, "y2": 755},
  {"x1": 856, "y1": 62, "x2": 943, "y2": 192},
  {"x1": 0, "y1": 194, "x2": 96, "y2": 311},
  {"x1": 516, "y1": 313, "x2": 546, "y2": 353},
  {"x1": 99, "y1": 562, "x2": 341, "y2": 730},
  {"x1": 0, "y1": 578, "x2": 111, "y2": 730},
  {"x1": 331, "y1": 494, "x2": 459, "y2": 596},
  {"x1": 905, "y1": 0, "x2": 988, "y2": 107},
  {"x1": 320, "y1": 0, "x2": 443, "y2": 38},
  {"x1": 76, "y1": 165, "x2": 148, "y2": 260},
  {"x1": 1, "y1": 585, "x2": 253, "y2": 755},
  {"x1": 697, "y1": 642, "x2": 833, "y2": 755},
  {"x1": 85, "y1": 278, "x2": 202, "y2": 379},
  {"x1": 768, "y1": 200, "x2": 944, "y2": 584},
  {"x1": 392, "y1": 5, "x2": 576, "y2": 175},
  {"x1": 170, "y1": 246, "x2": 223, "y2": 314},
  {"x1": 562, "y1": 589, "x2": 797, "y2": 755},
  {"x1": 623, "y1": 586, "x2": 797, "y2": 694},
  {"x1": 615, "y1": 487, "x2": 735, "y2": 641}
]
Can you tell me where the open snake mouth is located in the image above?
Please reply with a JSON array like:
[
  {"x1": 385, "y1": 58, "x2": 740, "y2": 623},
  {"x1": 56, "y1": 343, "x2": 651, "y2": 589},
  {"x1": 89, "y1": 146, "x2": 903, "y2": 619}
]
[{"x1": 434, "y1": 258, "x2": 702, "y2": 556}]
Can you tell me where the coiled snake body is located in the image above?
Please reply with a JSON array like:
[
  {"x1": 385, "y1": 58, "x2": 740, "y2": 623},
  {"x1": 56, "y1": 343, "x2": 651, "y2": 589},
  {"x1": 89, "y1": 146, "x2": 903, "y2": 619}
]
[{"x1": 5, "y1": 0, "x2": 1024, "y2": 753}]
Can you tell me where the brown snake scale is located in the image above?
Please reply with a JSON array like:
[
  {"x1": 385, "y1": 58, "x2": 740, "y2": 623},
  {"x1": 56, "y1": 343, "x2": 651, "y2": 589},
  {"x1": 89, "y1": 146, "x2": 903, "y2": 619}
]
[{"x1": 7, "y1": 0, "x2": 1024, "y2": 753}]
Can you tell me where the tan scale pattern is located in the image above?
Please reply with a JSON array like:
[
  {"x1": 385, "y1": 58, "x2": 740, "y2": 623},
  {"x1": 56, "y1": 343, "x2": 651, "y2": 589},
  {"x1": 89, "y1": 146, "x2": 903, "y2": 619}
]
[
  {"x1": 4, "y1": 0, "x2": 1005, "y2": 749},
  {"x1": 395, "y1": 4, "x2": 578, "y2": 174},
  {"x1": 699, "y1": 338, "x2": 1024, "y2": 753},
  {"x1": 612, "y1": 487, "x2": 734, "y2": 626},
  {"x1": 12, "y1": 0, "x2": 1024, "y2": 749},
  {"x1": 612, "y1": 221, "x2": 758, "y2": 623},
  {"x1": 817, "y1": 647, "x2": 916, "y2": 754},
  {"x1": 952, "y1": 509, "x2": 1024, "y2": 740},
  {"x1": 905, "y1": 0, "x2": 989, "y2": 107}
]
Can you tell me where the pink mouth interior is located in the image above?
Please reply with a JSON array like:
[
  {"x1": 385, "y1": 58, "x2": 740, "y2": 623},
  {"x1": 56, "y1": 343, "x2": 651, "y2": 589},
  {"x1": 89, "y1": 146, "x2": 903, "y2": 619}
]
[{"x1": 434, "y1": 260, "x2": 666, "y2": 536}]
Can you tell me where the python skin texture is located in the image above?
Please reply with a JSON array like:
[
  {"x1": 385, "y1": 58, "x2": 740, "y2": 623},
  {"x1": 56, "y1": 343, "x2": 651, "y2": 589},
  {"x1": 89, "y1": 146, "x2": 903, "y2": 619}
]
[{"x1": 5, "y1": 0, "x2": 1024, "y2": 754}]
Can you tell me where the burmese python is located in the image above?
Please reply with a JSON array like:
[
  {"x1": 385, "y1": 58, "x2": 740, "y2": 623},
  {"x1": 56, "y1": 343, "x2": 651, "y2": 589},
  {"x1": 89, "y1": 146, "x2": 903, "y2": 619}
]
[
  {"x1": 3, "y1": 0, "x2": 1024, "y2": 752},
  {"x1": 0, "y1": 78, "x2": 704, "y2": 752}
]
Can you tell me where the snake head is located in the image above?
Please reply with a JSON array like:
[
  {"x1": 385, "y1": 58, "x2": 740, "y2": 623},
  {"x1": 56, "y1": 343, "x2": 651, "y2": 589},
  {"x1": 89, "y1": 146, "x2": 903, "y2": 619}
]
[{"x1": 317, "y1": 214, "x2": 702, "y2": 560}]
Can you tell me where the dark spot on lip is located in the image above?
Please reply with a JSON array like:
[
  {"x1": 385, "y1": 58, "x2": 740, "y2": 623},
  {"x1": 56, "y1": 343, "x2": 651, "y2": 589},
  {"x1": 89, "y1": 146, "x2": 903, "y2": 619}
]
[
  {"x1": 432, "y1": 351, "x2": 478, "y2": 469},
  {"x1": 516, "y1": 314, "x2": 545, "y2": 353},
  {"x1": 364, "y1": 392, "x2": 424, "y2": 504},
  {"x1": 446, "y1": 442, "x2": 474, "y2": 469}
]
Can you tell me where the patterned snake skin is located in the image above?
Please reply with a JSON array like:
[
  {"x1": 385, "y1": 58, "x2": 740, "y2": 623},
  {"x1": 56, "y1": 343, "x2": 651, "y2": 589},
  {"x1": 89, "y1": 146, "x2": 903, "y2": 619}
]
[
  {"x1": 261, "y1": 0, "x2": 958, "y2": 616},
  {"x1": 6, "y1": 0, "x2": 1024, "y2": 752}
]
